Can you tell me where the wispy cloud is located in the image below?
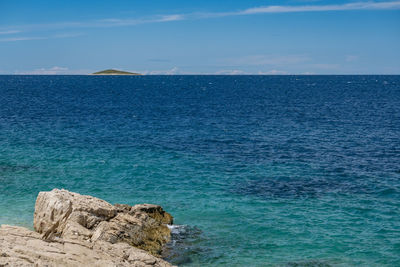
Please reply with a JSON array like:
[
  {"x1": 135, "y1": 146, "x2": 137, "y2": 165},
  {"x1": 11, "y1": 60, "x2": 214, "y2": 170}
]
[
  {"x1": 1, "y1": 1, "x2": 398, "y2": 34},
  {"x1": 16, "y1": 66, "x2": 69, "y2": 75},
  {"x1": 0, "y1": 32, "x2": 83, "y2": 42},
  {"x1": 0, "y1": 36, "x2": 47, "y2": 42},
  {"x1": 0, "y1": 30, "x2": 21, "y2": 35},
  {"x1": 234, "y1": 1, "x2": 400, "y2": 15},
  {"x1": 158, "y1": 14, "x2": 185, "y2": 22},
  {"x1": 0, "y1": 14, "x2": 184, "y2": 33},
  {"x1": 53, "y1": 33, "x2": 84, "y2": 38},
  {"x1": 96, "y1": 14, "x2": 183, "y2": 27},
  {"x1": 195, "y1": 1, "x2": 400, "y2": 18},
  {"x1": 15, "y1": 66, "x2": 90, "y2": 75}
]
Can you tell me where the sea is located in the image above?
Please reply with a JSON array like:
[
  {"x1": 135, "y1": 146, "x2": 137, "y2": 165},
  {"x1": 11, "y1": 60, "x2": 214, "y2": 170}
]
[{"x1": 0, "y1": 75, "x2": 399, "y2": 266}]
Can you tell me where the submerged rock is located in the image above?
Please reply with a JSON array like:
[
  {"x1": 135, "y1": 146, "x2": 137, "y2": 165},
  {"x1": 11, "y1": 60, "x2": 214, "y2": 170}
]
[
  {"x1": 284, "y1": 260, "x2": 333, "y2": 267},
  {"x1": 162, "y1": 225, "x2": 206, "y2": 266},
  {"x1": 1, "y1": 189, "x2": 175, "y2": 266}
]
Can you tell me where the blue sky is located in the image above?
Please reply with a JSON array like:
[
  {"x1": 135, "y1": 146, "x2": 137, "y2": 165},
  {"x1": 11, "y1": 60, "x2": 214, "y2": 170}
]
[{"x1": 0, "y1": 0, "x2": 399, "y2": 74}]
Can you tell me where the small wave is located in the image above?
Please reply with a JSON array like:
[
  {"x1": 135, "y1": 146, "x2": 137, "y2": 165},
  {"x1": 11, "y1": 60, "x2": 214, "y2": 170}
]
[{"x1": 167, "y1": 224, "x2": 187, "y2": 235}]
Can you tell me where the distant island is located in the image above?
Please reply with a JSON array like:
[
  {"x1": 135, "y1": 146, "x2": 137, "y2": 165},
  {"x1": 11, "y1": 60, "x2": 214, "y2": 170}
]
[{"x1": 91, "y1": 69, "x2": 141, "y2": 75}]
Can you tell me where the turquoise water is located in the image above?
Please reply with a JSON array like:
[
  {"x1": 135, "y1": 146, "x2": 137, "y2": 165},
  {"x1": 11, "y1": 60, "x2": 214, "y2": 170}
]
[{"x1": 0, "y1": 75, "x2": 399, "y2": 266}]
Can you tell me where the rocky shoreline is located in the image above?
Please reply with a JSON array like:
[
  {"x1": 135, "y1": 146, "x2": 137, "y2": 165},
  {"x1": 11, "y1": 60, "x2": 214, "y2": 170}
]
[{"x1": 0, "y1": 189, "x2": 175, "y2": 266}]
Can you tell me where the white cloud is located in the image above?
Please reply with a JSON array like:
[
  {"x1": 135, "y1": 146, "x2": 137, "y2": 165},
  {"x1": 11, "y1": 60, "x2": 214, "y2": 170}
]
[
  {"x1": 143, "y1": 67, "x2": 180, "y2": 75},
  {"x1": 215, "y1": 69, "x2": 247, "y2": 75},
  {"x1": 214, "y1": 69, "x2": 288, "y2": 75},
  {"x1": 258, "y1": 70, "x2": 288, "y2": 75},
  {"x1": 301, "y1": 72, "x2": 316, "y2": 75}
]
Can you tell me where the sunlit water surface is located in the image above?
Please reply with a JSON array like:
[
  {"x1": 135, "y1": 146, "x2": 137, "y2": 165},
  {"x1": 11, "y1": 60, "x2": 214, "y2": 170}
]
[{"x1": 0, "y1": 75, "x2": 399, "y2": 266}]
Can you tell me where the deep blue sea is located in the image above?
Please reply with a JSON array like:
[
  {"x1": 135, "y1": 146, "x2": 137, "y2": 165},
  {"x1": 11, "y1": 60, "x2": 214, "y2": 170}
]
[{"x1": 0, "y1": 75, "x2": 399, "y2": 266}]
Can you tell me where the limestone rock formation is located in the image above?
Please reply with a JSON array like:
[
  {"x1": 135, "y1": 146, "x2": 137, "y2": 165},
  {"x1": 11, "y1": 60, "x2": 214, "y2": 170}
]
[
  {"x1": 0, "y1": 225, "x2": 172, "y2": 267},
  {"x1": 33, "y1": 189, "x2": 173, "y2": 256},
  {"x1": 34, "y1": 189, "x2": 117, "y2": 241},
  {"x1": 0, "y1": 189, "x2": 175, "y2": 266}
]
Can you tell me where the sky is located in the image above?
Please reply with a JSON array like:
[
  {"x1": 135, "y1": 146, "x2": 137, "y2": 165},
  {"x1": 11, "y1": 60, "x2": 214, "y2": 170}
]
[{"x1": 0, "y1": 0, "x2": 399, "y2": 74}]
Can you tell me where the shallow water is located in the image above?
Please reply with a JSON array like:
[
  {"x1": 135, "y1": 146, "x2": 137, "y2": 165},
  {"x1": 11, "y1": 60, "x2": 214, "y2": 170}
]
[{"x1": 0, "y1": 75, "x2": 399, "y2": 266}]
